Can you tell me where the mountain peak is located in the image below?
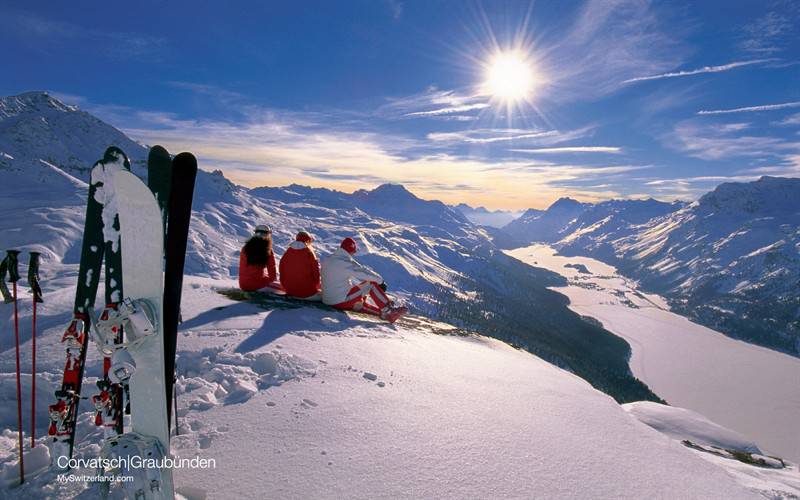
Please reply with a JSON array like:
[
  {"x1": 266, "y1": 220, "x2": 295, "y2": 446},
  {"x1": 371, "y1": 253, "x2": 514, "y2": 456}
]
[
  {"x1": 697, "y1": 176, "x2": 800, "y2": 214},
  {"x1": 368, "y1": 183, "x2": 417, "y2": 200},
  {"x1": 548, "y1": 197, "x2": 586, "y2": 211},
  {"x1": 0, "y1": 91, "x2": 78, "y2": 118}
]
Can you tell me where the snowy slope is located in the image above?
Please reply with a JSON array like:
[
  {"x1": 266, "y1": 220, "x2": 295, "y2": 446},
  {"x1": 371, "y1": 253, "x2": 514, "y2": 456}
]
[
  {"x1": 555, "y1": 198, "x2": 684, "y2": 260},
  {"x1": 3, "y1": 277, "x2": 792, "y2": 499},
  {"x1": 0, "y1": 91, "x2": 147, "y2": 176}
]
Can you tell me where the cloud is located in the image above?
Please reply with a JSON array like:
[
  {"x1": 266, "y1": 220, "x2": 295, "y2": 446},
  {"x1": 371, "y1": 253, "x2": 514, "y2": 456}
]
[
  {"x1": 426, "y1": 127, "x2": 593, "y2": 145},
  {"x1": 697, "y1": 101, "x2": 800, "y2": 115},
  {"x1": 623, "y1": 59, "x2": 773, "y2": 84},
  {"x1": 668, "y1": 120, "x2": 799, "y2": 161},
  {"x1": 776, "y1": 113, "x2": 800, "y2": 126},
  {"x1": 380, "y1": 87, "x2": 489, "y2": 120},
  {"x1": 537, "y1": 0, "x2": 687, "y2": 99},
  {"x1": 405, "y1": 103, "x2": 490, "y2": 117},
  {"x1": 739, "y1": 8, "x2": 798, "y2": 54},
  {"x1": 87, "y1": 99, "x2": 640, "y2": 209},
  {"x1": 510, "y1": 146, "x2": 622, "y2": 154}
]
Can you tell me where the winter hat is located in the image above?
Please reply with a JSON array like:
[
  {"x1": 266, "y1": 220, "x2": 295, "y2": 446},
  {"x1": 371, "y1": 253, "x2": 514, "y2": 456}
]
[
  {"x1": 296, "y1": 231, "x2": 313, "y2": 243},
  {"x1": 254, "y1": 224, "x2": 272, "y2": 236},
  {"x1": 340, "y1": 237, "x2": 357, "y2": 255}
]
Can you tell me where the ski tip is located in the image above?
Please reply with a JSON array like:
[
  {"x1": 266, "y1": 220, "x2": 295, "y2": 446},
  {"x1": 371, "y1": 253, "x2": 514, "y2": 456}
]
[
  {"x1": 148, "y1": 145, "x2": 170, "y2": 159},
  {"x1": 173, "y1": 152, "x2": 198, "y2": 167}
]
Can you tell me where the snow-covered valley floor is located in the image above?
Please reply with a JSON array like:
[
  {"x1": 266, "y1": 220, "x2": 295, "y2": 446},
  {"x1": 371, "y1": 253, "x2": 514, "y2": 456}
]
[
  {"x1": 507, "y1": 244, "x2": 800, "y2": 465},
  {"x1": 3, "y1": 274, "x2": 799, "y2": 498}
]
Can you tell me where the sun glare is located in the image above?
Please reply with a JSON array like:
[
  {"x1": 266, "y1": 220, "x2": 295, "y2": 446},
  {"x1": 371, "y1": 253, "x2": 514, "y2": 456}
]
[{"x1": 484, "y1": 50, "x2": 534, "y2": 103}]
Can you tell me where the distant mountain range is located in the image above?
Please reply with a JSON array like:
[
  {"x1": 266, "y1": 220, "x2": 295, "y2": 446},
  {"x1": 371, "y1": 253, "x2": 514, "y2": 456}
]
[
  {"x1": 501, "y1": 182, "x2": 800, "y2": 356},
  {"x1": 0, "y1": 91, "x2": 660, "y2": 403},
  {"x1": 454, "y1": 203, "x2": 523, "y2": 228}
]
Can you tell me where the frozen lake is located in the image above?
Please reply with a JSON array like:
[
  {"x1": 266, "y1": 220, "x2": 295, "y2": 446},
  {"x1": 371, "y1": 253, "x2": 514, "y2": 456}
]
[{"x1": 507, "y1": 244, "x2": 800, "y2": 463}]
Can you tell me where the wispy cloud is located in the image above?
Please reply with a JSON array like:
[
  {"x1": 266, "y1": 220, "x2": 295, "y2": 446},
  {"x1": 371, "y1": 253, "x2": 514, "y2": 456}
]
[
  {"x1": 405, "y1": 103, "x2": 489, "y2": 117},
  {"x1": 380, "y1": 87, "x2": 488, "y2": 120},
  {"x1": 697, "y1": 101, "x2": 800, "y2": 115},
  {"x1": 776, "y1": 113, "x2": 800, "y2": 126},
  {"x1": 511, "y1": 146, "x2": 622, "y2": 154},
  {"x1": 77, "y1": 97, "x2": 633, "y2": 208},
  {"x1": 668, "y1": 119, "x2": 799, "y2": 161},
  {"x1": 538, "y1": 0, "x2": 687, "y2": 99},
  {"x1": 623, "y1": 59, "x2": 772, "y2": 84},
  {"x1": 426, "y1": 127, "x2": 593, "y2": 145},
  {"x1": 739, "y1": 7, "x2": 798, "y2": 54}
]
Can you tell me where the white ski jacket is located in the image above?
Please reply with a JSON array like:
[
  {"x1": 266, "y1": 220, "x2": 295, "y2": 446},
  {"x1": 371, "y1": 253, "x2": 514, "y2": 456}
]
[{"x1": 321, "y1": 247, "x2": 383, "y2": 305}]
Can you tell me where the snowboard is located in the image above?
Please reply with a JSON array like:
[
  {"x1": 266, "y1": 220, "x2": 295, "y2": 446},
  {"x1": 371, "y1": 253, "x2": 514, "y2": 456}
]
[
  {"x1": 216, "y1": 287, "x2": 408, "y2": 322},
  {"x1": 110, "y1": 169, "x2": 174, "y2": 498},
  {"x1": 163, "y1": 152, "x2": 198, "y2": 427}
]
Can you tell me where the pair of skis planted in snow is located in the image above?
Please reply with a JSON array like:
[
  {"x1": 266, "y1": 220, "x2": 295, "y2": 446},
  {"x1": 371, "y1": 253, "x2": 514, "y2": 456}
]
[{"x1": 47, "y1": 145, "x2": 197, "y2": 498}]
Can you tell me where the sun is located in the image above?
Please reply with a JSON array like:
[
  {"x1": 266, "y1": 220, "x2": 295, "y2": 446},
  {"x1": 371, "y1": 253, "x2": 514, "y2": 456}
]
[{"x1": 484, "y1": 50, "x2": 535, "y2": 103}]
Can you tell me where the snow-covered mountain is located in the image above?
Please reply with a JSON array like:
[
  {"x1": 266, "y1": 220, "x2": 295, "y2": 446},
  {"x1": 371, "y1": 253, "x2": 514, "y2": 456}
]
[
  {"x1": 500, "y1": 184, "x2": 799, "y2": 356},
  {"x1": 0, "y1": 91, "x2": 657, "y2": 404},
  {"x1": 2, "y1": 90, "x2": 798, "y2": 498},
  {"x1": 555, "y1": 198, "x2": 685, "y2": 260},
  {"x1": 0, "y1": 91, "x2": 146, "y2": 176},
  {"x1": 597, "y1": 177, "x2": 800, "y2": 355},
  {"x1": 454, "y1": 203, "x2": 523, "y2": 228},
  {"x1": 503, "y1": 198, "x2": 591, "y2": 243}
]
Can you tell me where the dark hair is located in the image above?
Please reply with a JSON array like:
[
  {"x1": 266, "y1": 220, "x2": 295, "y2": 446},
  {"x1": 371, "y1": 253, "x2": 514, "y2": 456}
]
[{"x1": 243, "y1": 235, "x2": 273, "y2": 266}]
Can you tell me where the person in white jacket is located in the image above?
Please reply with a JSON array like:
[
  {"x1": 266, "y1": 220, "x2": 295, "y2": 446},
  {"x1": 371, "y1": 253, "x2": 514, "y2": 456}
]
[{"x1": 321, "y1": 237, "x2": 407, "y2": 323}]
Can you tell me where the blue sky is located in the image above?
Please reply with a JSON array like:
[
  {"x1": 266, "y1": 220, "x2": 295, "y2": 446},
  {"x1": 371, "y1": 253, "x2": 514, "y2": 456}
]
[{"x1": 2, "y1": 0, "x2": 799, "y2": 209}]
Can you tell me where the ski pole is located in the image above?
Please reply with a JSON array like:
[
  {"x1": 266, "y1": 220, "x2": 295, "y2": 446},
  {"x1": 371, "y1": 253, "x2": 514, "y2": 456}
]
[
  {"x1": 173, "y1": 374, "x2": 179, "y2": 436},
  {"x1": 4, "y1": 250, "x2": 24, "y2": 483},
  {"x1": 28, "y1": 252, "x2": 43, "y2": 449}
]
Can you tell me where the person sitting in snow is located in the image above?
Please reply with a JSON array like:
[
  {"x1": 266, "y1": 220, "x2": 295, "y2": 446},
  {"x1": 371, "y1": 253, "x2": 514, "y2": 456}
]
[
  {"x1": 238, "y1": 224, "x2": 278, "y2": 291},
  {"x1": 279, "y1": 230, "x2": 322, "y2": 299},
  {"x1": 321, "y1": 237, "x2": 407, "y2": 322}
]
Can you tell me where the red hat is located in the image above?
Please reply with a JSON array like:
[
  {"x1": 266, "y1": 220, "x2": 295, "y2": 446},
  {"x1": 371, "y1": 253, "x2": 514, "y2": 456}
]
[
  {"x1": 296, "y1": 231, "x2": 313, "y2": 243},
  {"x1": 341, "y1": 237, "x2": 357, "y2": 255}
]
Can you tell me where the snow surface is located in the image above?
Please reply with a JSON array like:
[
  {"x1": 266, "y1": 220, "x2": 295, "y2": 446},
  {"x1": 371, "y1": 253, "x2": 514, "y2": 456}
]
[
  {"x1": 622, "y1": 402, "x2": 761, "y2": 453},
  {"x1": 508, "y1": 245, "x2": 800, "y2": 464},
  {"x1": 2, "y1": 276, "x2": 797, "y2": 498}
]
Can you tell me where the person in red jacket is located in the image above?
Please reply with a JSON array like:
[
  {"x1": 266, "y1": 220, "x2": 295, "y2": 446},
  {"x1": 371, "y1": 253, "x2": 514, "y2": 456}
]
[
  {"x1": 238, "y1": 224, "x2": 278, "y2": 291},
  {"x1": 279, "y1": 231, "x2": 322, "y2": 299}
]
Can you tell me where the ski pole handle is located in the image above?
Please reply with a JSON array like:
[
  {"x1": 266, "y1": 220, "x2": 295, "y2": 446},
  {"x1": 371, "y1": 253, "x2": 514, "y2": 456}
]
[
  {"x1": 0, "y1": 250, "x2": 21, "y2": 303},
  {"x1": 6, "y1": 250, "x2": 21, "y2": 282},
  {"x1": 28, "y1": 252, "x2": 44, "y2": 303},
  {"x1": 0, "y1": 256, "x2": 9, "y2": 303}
]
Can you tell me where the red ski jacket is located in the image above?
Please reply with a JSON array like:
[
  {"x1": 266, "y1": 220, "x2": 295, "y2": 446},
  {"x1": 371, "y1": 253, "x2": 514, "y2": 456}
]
[
  {"x1": 279, "y1": 241, "x2": 321, "y2": 298},
  {"x1": 238, "y1": 249, "x2": 277, "y2": 291}
]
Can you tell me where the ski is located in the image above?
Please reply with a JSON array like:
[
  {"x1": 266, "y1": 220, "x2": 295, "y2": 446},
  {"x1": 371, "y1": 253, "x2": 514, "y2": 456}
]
[
  {"x1": 147, "y1": 145, "x2": 172, "y2": 242},
  {"x1": 102, "y1": 169, "x2": 174, "y2": 498},
  {"x1": 48, "y1": 146, "x2": 130, "y2": 466},
  {"x1": 163, "y1": 152, "x2": 197, "y2": 427},
  {"x1": 96, "y1": 147, "x2": 130, "y2": 440}
]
